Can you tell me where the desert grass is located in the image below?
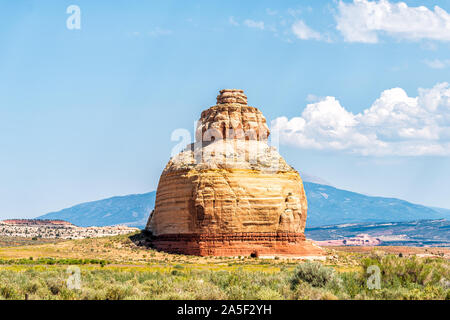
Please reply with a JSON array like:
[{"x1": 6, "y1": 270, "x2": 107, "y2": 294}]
[
  {"x1": 0, "y1": 233, "x2": 448, "y2": 300},
  {"x1": 0, "y1": 254, "x2": 448, "y2": 300}
]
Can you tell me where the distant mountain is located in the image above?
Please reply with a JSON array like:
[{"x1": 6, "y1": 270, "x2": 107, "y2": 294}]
[
  {"x1": 299, "y1": 171, "x2": 332, "y2": 186},
  {"x1": 303, "y1": 182, "x2": 446, "y2": 227},
  {"x1": 38, "y1": 182, "x2": 448, "y2": 229},
  {"x1": 39, "y1": 193, "x2": 155, "y2": 228},
  {"x1": 429, "y1": 207, "x2": 450, "y2": 216},
  {"x1": 305, "y1": 219, "x2": 450, "y2": 247}
]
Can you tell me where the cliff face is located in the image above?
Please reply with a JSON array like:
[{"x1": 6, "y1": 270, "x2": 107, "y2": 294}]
[
  {"x1": 146, "y1": 89, "x2": 323, "y2": 257},
  {"x1": 150, "y1": 167, "x2": 307, "y2": 235}
]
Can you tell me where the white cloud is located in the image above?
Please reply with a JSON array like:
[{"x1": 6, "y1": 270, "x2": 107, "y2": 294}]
[
  {"x1": 287, "y1": 8, "x2": 303, "y2": 17},
  {"x1": 244, "y1": 19, "x2": 265, "y2": 30},
  {"x1": 336, "y1": 0, "x2": 450, "y2": 43},
  {"x1": 229, "y1": 16, "x2": 239, "y2": 26},
  {"x1": 306, "y1": 94, "x2": 325, "y2": 102},
  {"x1": 292, "y1": 20, "x2": 321, "y2": 40},
  {"x1": 266, "y1": 8, "x2": 278, "y2": 16},
  {"x1": 424, "y1": 59, "x2": 450, "y2": 69},
  {"x1": 148, "y1": 27, "x2": 172, "y2": 37},
  {"x1": 272, "y1": 82, "x2": 450, "y2": 156}
]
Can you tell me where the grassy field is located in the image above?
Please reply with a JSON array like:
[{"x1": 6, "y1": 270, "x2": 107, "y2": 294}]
[
  {"x1": 0, "y1": 236, "x2": 65, "y2": 247},
  {"x1": 0, "y1": 232, "x2": 448, "y2": 300}
]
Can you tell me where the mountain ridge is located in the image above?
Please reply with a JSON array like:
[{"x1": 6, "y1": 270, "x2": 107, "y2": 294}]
[
  {"x1": 305, "y1": 219, "x2": 450, "y2": 247},
  {"x1": 38, "y1": 181, "x2": 448, "y2": 228},
  {"x1": 38, "y1": 192, "x2": 155, "y2": 228},
  {"x1": 303, "y1": 182, "x2": 445, "y2": 226}
]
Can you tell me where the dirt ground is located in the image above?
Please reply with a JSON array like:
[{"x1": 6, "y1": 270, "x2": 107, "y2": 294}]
[
  {"x1": 332, "y1": 245, "x2": 450, "y2": 258},
  {"x1": 0, "y1": 232, "x2": 448, "y2": 268}
]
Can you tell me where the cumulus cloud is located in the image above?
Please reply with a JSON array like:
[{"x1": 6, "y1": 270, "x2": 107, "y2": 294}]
[
  {"x1": 271, "y1": 83, "x2": 450, "y2": 156},
  {"x1": 424, "y1": 59, "x2": 450, "y2": 69},
  {"x1": 336, "y1": 0, "x2": 450, "y2": 43},
  {"x1": 292, "y1": 20, "x2": 321, "y2": 40},
  {"x1": 244, "y1": 19, "x2": 265, "y2": 30}
]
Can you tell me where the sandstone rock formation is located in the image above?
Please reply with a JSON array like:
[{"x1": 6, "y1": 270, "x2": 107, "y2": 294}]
[{"x1": 146, "y1": 89, "x2": 323, "y2": 257}]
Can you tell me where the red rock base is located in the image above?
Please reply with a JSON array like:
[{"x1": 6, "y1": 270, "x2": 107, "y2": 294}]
[{"x1": 151, "y1": 232, "x2": 324, "y2": 257}]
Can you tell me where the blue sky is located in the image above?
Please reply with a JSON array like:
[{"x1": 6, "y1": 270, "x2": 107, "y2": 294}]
[{"x1": 1, "y1": 0, "x2": 450, "y2": 219}]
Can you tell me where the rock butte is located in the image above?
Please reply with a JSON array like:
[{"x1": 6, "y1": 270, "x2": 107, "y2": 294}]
[{"x1": 146, "y1": 89, "x2": 323, "y2": 257}]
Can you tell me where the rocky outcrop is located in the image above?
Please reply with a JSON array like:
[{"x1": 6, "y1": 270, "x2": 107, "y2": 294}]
[
  {"x1": 216, "y1": 89, "x2": 247, "y2": 105},
  {"x1": 1, "y1": 219, "x2": 74, "y2": 226},
  {"x1": 195, "y1": 89, "x2": 268, "y2": 142},
  {"x1": 0, "y1": 221, "x2": 138, "y2": 239},
  {"x1": 146, "y1": 89, "x2": 323, "y2": 257}
]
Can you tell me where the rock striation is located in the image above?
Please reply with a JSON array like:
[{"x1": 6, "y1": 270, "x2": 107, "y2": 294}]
[{"x1": 146, "y1": 89, "x2": 323, "y2": 257}]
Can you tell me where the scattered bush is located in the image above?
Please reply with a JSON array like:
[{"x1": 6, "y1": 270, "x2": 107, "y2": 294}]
[
  {"x1": 0, "y1": 253, "x2": 447, "y2": 300},
  {"x1": 360, "y1": 254, "x2": 449, "y2": 287},
  {"x1": 0, "y1": 257, "x2": 110, "y2": 266},
  {"x1": 105, "y1": 284, "x2": 134, "y2": 300},
  {"x1": 254, "y1": 287, "x2": 283, "y2": 300},
  {"x1": 0, "y1": 284, "x2": 18, "y2": 299},
  {"x1": 46, "y1": 279, "x2": 64, "y2": 295},
  {"x1": 23, "y1": 280, "x2": 41, "y2": 295},
  {"x1": 290, "y1": 262, "x2": 336, "y2": 288}
]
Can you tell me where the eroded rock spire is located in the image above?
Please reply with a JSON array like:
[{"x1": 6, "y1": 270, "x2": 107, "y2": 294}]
[{"x1": 146, "y1": 89, "x2": 323, "y2": 258}]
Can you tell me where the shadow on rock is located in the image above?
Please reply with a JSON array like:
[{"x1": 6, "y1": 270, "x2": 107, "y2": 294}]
[{"x1": 128, "y1": 230, "x2": 154, "y2": 249}]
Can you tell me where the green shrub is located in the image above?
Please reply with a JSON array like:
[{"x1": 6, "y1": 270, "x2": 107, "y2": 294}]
[
  {"x1": 105, "y1": 284, "x2": 134, "y2": 300},
  {"x1": 23, "y1": 280, "x2": 41, "y2": 295},
  {"x1": 254, "y1": 287, "x2": 283, "y2": 300},
  {"x1": 338, "y1": 272, "x2": 365, "y2": 298},
  {"x1": 290, "y1": 262, "x2": 336, "y2": 288},
  {"x1": 171, "y1": 270, "x2": 184, "y2": 276},
  {"x1": 0, "y1": 284, "x2": 18, "y2": 299},
  {"x1": 290, "y1": 281, "x2": 331, "y2": 300},
  {"x1": 361, "y1": 254, "x2": 449, "y2": 288},
  {"x1": 46, "y1": 279, "x2": 64, "y2": 295}
]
